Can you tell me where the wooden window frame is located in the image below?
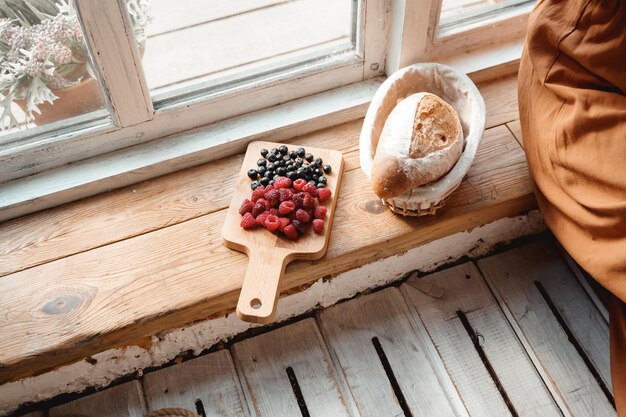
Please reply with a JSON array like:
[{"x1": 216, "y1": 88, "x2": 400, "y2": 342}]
[
  {"x1": 0, "y1": 0, "x2": 532, "y2": 222},
  {"x1": 386, "y1": 0, "x2": 533, "y2": 73},
  {"x1": 0, "y1": 0, "x2": 388, "y2": 184}
]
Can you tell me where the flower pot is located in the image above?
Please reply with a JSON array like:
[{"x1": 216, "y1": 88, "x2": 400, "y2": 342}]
[{"x1": 16, "y1": 77, "x2": 104, "y2": 126}]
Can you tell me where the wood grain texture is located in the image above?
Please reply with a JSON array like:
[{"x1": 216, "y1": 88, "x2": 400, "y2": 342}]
[
  {"x1": 49, "y1": 381, "x2": 146, "y2": 417},
  {"x1": 0, "y1": 74, "x2": 513, "y2": 278},
  {"x1": 401, "y1": 263, "x2": 561, "y2": 417},
  {"x1": 0, "y1": 123, "x2": 536, "y2": 385},
  {"x1": 478, "y1": 242, "x2": 616, "y2": 417},
  {"x1": 317, "y1": 287, "x2": 461, "y2": 417},
  {"x1": 0, "y1": 121, "x2": 360, "y2": 278},
  {"x1": 477, "y1": 74, "x2": 519, "y2": 129},
  {"x1": 222, "y1": 141, "x2": 344, "y2": 323},
  {"x1": 231, "y1": 318, "x2": 352, "y2": 417},
  {"x1": 143, "y1": 349, "x2": 247, "y2": 417},
  {"x1": 506, "y1": 120, "x2": 523, "y2": 149}
]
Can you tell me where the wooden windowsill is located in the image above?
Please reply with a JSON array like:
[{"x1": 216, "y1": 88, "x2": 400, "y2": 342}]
[{"x1": 0, "y1": 73, "x2": 533, "y2": 386}]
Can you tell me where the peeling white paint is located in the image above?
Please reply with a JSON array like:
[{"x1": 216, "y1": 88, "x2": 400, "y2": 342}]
[{"x1": 0, "y1": 211, "x2": 545, "y2": 415}]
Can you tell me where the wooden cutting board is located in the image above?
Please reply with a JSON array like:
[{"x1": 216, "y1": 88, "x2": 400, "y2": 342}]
[{"x1": 222, "y1": 141, "x2": 344, "y2": 324}]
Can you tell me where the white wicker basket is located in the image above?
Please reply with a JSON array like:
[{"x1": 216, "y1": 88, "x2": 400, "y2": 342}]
[{"x1": 360, "y1": 63, "x2": 486, "y2": 216}]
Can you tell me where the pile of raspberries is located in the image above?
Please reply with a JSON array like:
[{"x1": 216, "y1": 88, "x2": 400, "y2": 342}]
[{"x1": 239, "y1": 177, "x2": 332, "y2": 240}]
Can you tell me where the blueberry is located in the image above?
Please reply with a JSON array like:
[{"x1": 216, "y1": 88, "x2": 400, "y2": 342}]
[
  {"x1": 279, "y1": 145, "x2": 288, "y2": 155},
  {"x1": 314, "y1": 168, "x2": 322, "y2": 176},
  {"x1": 312, "y1": 175, "x2": 319, "y2": 182},
  {"x1": 308, "y1": 180, "x2": 316, "y2": 185},
  {"x1": 257, "y1": 166, "x2": 266, "y2": 175},
  {"x1": 289, "y1": 150, "x2": 298, "y2": 159},
  {"x1": 302, "y1": 166, "x2": 311, "y2": 175},
  {"x1": 260, "y1": 149, "x2": 268, "y2": 158},
  {"x1": 316, "y1": 183, "x2": 325, "y2": 188},
  {"x1": 277, "y1": 167, "x2": 287, "y2": 176},
  {"x1": 283, "y1": 155, "x2": 291, "y2": 162},
  {"x1": 295, "y1": 157, "x2": 303, "y2": 166},
  {"x1": 267, "y1": 153, "x2": 277, "y2": 162},
  {"x1": 265, "y1": 170, "x2": 274, "y2": 178},
  {"x1": 257, "y1": 159, "x2": 266, "y2": 167},
  {"x1": 247, "y1": 169, "x2": 258, "y2": 179},
  {"x1": 267, "y1": 163, "x2": 275, "y2": 171},
  {"x1": 269, "y1": 180, "x2": 274, "y2": 186},
  {"x1": 305, "y1": 153, "x2": 314, "y2": 162},
  {"x1": 296, "y1": 167, "x2": 305, "y2": 177},
  {"x1": 270, "y1": 148, "x2": 278, "y2": 155},
  {"x1": 318, "y1": 176, "x2": 327, "y2": 184},
  {"x1": 274, "y1": 160, "x2": 284, "y2": 168},
  {"x1": 315, "y1": 158, "x2": 323, "y2": 166},
  {"x1": 286, "y1": 163, "x2": 295, "y2": 172},
  {"x1": 260, "y1": 177, "x2": 270, "y2": 186},
  {"x1": 310, "y1": 161, "x2": 319, "y2": 169},
  {"x1": 287, "y1": 171, "x2": 297, "y2": 180},
  {"x1": 273, "y1": 174, "x2": 280, "y2": 180},
  {"x1": 251, "y1": 181, "x2": 260, "y2": 190},
  {"x1": 296, "y1": 147, "x2": 305, "y2": 157},
  {"x1": 323, "y1": 164, "x2": 332, "y2": 174}
]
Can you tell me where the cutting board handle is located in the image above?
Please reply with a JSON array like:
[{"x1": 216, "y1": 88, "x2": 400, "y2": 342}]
[{"x1": 236, "y1": 249, "x2": 288, "y2": 324}]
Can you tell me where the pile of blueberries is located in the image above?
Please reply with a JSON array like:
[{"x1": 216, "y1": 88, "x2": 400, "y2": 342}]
[{"x1": 248, "y1": 145, "x2": 332, "y2": 190}]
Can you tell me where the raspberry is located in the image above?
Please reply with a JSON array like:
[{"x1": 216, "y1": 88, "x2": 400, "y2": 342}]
[
  {"x1": 296, "y1": 209, "x2": 310, "y2": 223},
  {"x1": 292, "y1": 219, "x2": 306, "y2": 235},
  {"x1": 240, "y1": 213, "x2": 258, "y2": 229},
  {"x1": 283, "y1": 224, "x2": 299, "y2": 240},
  {"x1": 239, "y1": 199, "x2": 254, "y2": 215},
  {"x1": 264, "y1": 214, "x2": 280, "y2": 232},
  {"x1": 312, "y1": 219, "x2": 325, "y2": 234},
  {"x1": 273, "y1": 176, "x2": 292, "y2": 189},
  {"x1": 279, "y1": 188, "x2": 294, "y2": 203},
  {"x1": 317, "y1": 188, "x2": 332, "y2": 203},
  {"x1": 303, "y1": 183, "x2": 317, "y2": 196},
  {"x1": 302, "y1": 193, "x2": 315, "y2": 208},
  {"x1": 292, "y1": 193, "x2": 305, "y2": 208},
  {"x1": 314, "y1": 205, "x2": 327, "y2": 219},
  {"x1": 251, "y1": 185, "x2": 265, "y2": 202},
  {"x1": 256, "y1": 198, "x2": 271, "y2": 210},
  {"x1": 265, "y1": 189, "x2": 280, "y2": 207},
  {"x1": 255, "y1": 211, "x2": 270, "y2": 226},
  {"x1": 278, "y1": 217, "x2": 290, "y2": 232},
  {"x1": 251, "y1": 203, "x2": 265, "y2": 217},
  {"x1": 268, "y1": 208, "x2": 280, "y2": 216},
  {"x1": 293, "y1": 178, "x2": 307, "y2": 191},
  {"x1": 279, "y1": 201, "x2": 296, "y2": 215}
]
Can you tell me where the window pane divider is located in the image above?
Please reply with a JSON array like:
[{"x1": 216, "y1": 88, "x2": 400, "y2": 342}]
[
  {"x1": 386, "y1": 0, "x2": 443, "y2": 74},
  {"x1": 75, "y1": 0, "x2": 154, "y2": 127}
]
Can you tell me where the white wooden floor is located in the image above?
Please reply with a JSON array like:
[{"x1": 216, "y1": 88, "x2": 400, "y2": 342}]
[{"x1": 21, "y1": 238, "x2": 615, "y2": 417}]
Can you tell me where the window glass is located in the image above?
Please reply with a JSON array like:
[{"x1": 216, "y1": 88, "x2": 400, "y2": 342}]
[
  {"x1": 439, "y1": 0, "x2": 533, "y2": 30},
  {"x1": 0, "y1": 0, "x2": 110, "y2": 140},
  {"x1": 142, "y1": 0, "x2": 355, "y2": 102}
]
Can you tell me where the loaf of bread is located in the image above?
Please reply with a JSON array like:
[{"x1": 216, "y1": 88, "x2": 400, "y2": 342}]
[{"x1": 370, "y1": 92, "x2": 463, "y2": 199}]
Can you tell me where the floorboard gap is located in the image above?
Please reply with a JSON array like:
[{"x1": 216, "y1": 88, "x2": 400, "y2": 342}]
[
  {"x1": 534, "y1": 281, "x2": 615, "y2": 408},
  {"x1": 371, "y1": 337, "x2": 413, "y2": 417},
  {"x1": 286, "y1": 367, "x2": 311, "y2": 417},
  {"x1": 456, "y1": 310, "x2": 519, "y2": 417}
]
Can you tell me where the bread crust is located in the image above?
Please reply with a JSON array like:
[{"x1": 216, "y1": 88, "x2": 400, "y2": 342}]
[{"x1": 371, "y1": 93, "x2": 462, "y2": 199}]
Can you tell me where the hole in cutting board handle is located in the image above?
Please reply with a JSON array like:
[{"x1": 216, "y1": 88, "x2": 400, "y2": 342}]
[{"x1": 250, "y1": 298, "x2": 262, "y2": 309}]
